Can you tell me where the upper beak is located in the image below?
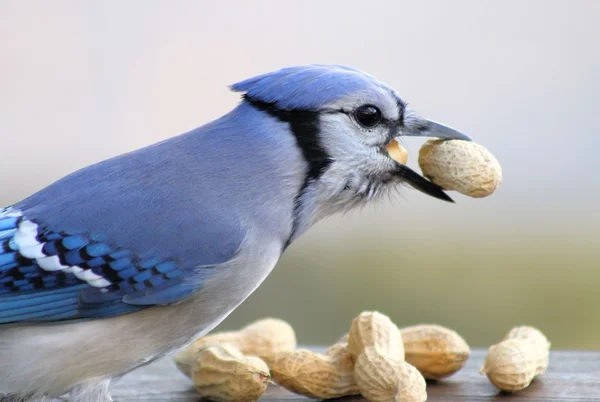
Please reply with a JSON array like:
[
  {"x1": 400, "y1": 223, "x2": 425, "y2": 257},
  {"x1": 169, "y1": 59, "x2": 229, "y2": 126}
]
[
  {"x1": 401, "y1": 119, "x2": 472, "y2": 141},
  {"x1": 392, "y1": 118, "x2": 471, "y2": 203}
]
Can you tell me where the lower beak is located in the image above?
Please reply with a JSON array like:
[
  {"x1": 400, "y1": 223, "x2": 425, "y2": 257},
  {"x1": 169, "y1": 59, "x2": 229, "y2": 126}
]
[
  {"x1": 395, "y1": 164, "x2": 455, "y2": 202},
  {"x1": 393, "y1": 118, "x2": 471, "y2": 203}
]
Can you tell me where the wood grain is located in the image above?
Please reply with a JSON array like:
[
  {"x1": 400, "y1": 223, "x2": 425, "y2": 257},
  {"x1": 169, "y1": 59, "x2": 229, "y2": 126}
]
[{"x1": 110, "y1": 349, "x2": 600, "y2": 401}]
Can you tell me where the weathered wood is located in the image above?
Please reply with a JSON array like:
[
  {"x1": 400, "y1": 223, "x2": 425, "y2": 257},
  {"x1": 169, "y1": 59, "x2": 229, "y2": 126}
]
[{"x1": 111, "y1": 349, "x2": 600, "y2": 401}]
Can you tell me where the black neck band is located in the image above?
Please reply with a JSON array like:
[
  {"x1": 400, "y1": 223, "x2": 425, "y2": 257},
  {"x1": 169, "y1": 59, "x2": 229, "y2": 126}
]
[{"x1": 245, "y1": 95, "x2": 332, "y2": 249}]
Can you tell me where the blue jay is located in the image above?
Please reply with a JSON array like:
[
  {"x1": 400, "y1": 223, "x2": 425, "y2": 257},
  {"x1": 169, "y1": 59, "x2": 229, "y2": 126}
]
[{"x1": 0, "y1": 64, "x2": 470, "y2": 401}]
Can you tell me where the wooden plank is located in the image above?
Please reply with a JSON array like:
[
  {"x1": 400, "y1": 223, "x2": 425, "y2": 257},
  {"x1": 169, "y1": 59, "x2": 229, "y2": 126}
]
[{"x1": 111, "y1": 349, "x2": 600, "y2": 401}]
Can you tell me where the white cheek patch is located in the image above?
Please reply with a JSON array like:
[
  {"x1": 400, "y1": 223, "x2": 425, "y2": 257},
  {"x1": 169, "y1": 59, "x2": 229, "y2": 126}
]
[
  {"x1": 303, "y1": 112, "x2": 397, "y2": 220},
  {"x1": 7, "y1": 212, "x2": 113, "y2": 290}
]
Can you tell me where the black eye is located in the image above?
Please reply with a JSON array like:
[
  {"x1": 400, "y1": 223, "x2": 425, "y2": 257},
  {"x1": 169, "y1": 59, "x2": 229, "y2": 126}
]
[{"x1": 354, "y1": 105, "x2": 382, "y2": 128}]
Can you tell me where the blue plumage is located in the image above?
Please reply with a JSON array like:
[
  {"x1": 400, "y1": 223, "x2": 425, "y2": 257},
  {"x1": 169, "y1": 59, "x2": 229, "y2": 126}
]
[
  {"x1": 0, "y1": 64, "x2": 474, "y2": 401},
  {"x1": 0, "y1": 252, "x2": 18, "y2": 268},
  {"x1": 0, "y1": 229, "x2": 16, "y2": 240},
  {"x1": 0, "y1": 217, "x2": 19, "y2": 231},
  {"x1": 0, "y1": 100, "x2": 275, "y2": 324},
  {"x1": 0, "y1": 66, "x2": 396, "y2": 324},
  {"x1": 0, "y1": 64, "x2": 453, "y2": 327},
  {"x1": 230, "y1": 64, "x2": 399, "y2": 111},
  {"x1": 0, "y1": 107, "x2": 267, "y2": 323},
  {"x1": 0, "y1": 213, "x2": 193, "y2": 322}
]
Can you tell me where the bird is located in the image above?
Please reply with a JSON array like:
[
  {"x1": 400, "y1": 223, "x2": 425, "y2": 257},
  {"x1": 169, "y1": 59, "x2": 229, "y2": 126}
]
[{"x1": 0, "y1": 64, "x2": 471, "y2": 401}]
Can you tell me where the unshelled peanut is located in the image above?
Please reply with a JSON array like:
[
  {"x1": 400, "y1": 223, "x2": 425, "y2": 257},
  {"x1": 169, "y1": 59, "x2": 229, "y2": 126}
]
[
  {"x1": 324, "y1": 333, "x2": 351, "y2": 360},
  {"x1": 387, "y1": 139, "x2": 409, "y2": 164},
  {"x1": 348, "y1": 311, "x2": 404, "y2": 360},
  {"x1": 418, "y1": 139, "x2": 502, "y2": 198},
  {"x1": 174, "y1": 318, "x2": 296, "y2": 377},
  {"x1": 191, "y1": 345, "x2": 271, "y2": 402},
  {"x1": 401, "y1": 324, "x2": 470, "y2": 379},
  {"x1": 480, "y1": 326, "x2": 550, "y2": 392},
  {"x1": 271, "y1": 349, "x2": 359, "y2": 399},
  {"x1": 354, "y1": 346, "x2": 427, "y2": 402}
]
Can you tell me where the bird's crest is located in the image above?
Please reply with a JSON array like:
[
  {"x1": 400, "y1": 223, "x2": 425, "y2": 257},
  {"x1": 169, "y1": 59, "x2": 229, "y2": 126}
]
[{"x1": 230, "y1": 64, "x2": 397, "y2": 111}]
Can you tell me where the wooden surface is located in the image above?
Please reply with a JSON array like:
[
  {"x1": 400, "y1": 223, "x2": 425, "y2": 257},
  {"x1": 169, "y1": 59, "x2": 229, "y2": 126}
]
[{"x1": 111, "y1": 349, "x2": 600, "y2": 401}]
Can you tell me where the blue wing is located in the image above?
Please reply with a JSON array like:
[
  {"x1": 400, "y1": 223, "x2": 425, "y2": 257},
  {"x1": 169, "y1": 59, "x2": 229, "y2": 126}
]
[
  {"x1": 0, "y1": 105, "x2": 282, "y2": 325},
  {"x1": 0, "y1": 207, "x2": 241, "y2": 323}
]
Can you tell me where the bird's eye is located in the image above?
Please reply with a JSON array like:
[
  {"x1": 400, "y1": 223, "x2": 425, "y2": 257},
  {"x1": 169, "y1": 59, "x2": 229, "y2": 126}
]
[{"x1": 354, "y1": 105, "x2": 382, "y2": 128}]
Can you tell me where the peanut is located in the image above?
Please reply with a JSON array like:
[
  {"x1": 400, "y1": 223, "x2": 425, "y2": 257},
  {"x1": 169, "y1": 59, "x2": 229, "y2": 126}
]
[
  {"x1": 480, "y1": 326, "x2": 550, "y2": 392},
  {"x1": 387, "y1": 139, "x2": 409, "y2": 164},
  {"x1": 401, "y1": 324, "x2": 470, "y2": 379},
  {"x1": 174, "y1": 318, "x2": 296, "y2": 377},
  {"x1": 271, "y1": 349, "x2": 359, "y2": 399},
  {"x1": 191, "y1": 344, "x2": 271, "y2": 402},
  {"x1": 348, "y1": 312, "x2": 426, "y2": 401},
  {"x1": 348, "y1": 311, "x2": 404, "y2": 360},
  {"x1": 324, "y1": 333, "x2": 350, "y2": 360},
  {"x1": 418, "y1": 139, "x2": 502, "y2": 198},
  {"x1": 354, "y1": 346, "x2": 427, "y2": 402}
]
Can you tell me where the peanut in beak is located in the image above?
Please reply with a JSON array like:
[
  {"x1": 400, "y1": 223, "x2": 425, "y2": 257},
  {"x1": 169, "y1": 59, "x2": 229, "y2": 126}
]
[{"x1": 386, "y1": 139, "x2": 409, "y2": 164}]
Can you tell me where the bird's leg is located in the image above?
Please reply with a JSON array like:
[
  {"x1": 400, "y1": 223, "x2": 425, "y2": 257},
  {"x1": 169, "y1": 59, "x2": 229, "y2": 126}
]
[{"x1": 68, "y1": 380, "x2": 112, "y2": 402}]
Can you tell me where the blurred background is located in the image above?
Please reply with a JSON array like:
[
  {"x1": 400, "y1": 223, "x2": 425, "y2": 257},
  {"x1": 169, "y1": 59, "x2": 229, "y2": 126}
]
[{"x1": 1, "y1": 1, "x2": 599, "y2": 349}]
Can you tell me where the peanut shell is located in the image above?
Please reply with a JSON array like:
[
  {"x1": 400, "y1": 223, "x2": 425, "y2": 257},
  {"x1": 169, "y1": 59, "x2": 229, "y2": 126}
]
[
  {"x1": 354, "y1": 346, "x2": 427, "y2": 402},
  {"x1": 174, "y1": 317, "x2": 296, "y2": 377},
  {"x1": 191, "y1": 345, "x2": 270, "y2": 402},
  {"x1": 271, "y1": 349, "x2": 359, "y2": 399},
  {"x1": 324, "y1": 333, "x2": 351, "y2": 361},
  {"x1": 401, "y1": 324, "x2": 470, "y2": 379},
  {"x1": 348, "y1": 311, "x2": 404, "y2": 360},
  {"x1": 418, "y1": 139, "x2": 502, "y2": 198},
  {"x1": 481, "y1": 326, "x2": 550, "y2": 392}
]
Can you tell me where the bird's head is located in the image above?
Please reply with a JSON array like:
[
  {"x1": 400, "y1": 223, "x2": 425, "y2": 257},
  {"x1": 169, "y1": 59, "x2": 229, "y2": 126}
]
[{"x1": 231, "y1": 65, "x2": 470, "y2": 228}]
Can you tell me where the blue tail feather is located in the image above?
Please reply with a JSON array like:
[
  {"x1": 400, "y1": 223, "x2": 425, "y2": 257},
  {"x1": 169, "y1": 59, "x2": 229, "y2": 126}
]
[
  {"x1": 0, "y1": 298, "x2": 76, "y2": 320},
  {"x1": 0, "y1": 284, "x2": 87, "y2": 303},
  {"x1": 0, "y1": 229, "x2": 16, "y2": 241},
  {"x1": 0, "y1": 252, "x2": 18, "y2": 267},
  {"x1": 0, "y1": 285, "x2": 87, "y2": 323},
  {"x1": 41, "y1": 308, "x2": 80, "y2": 321},
  {"x1": 2, "y1": 304, "x2": 80, "y2": 322},
  {"x1": 0, "y1": 262, "x2": 19, "y2": 272},
  {"x1": 0, "y1": 217, "x2": 19, "y2": 231}
]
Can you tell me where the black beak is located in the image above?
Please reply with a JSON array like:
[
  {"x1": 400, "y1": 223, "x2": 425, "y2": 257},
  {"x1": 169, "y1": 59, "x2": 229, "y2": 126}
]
[
  {"x1": 393, "y1": 118, "x2": 471, "y2": 202},
  {"x1": 402, "y1": 119, "x2": 472, "y2": 141},
  {"x1": 396, "y1": 164, "x2": 454, "y2": 202}
]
